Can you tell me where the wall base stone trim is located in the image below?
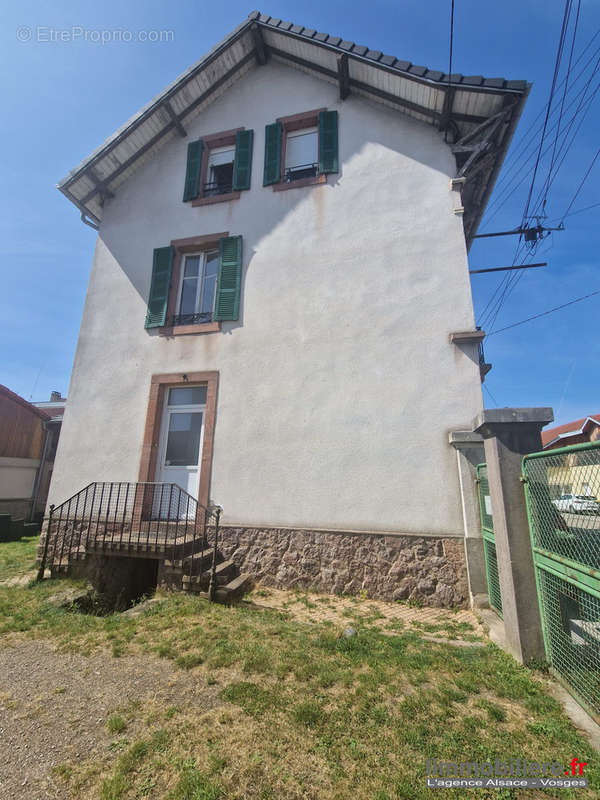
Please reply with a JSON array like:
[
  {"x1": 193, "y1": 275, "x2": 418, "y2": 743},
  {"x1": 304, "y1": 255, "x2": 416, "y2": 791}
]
[{"x1": 217, "y1": 527, "x2": 469, "y2": 607}]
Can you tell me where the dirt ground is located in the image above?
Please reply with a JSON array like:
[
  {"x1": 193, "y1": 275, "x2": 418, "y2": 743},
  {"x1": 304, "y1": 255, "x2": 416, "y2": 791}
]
[{"x1": 0, "y1": 640, "x2": 221, "y2": 800}]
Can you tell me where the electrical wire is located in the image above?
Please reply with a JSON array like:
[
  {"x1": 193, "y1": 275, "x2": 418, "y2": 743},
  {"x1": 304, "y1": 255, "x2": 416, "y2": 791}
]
[
  {"x1": 559, "y1": 146, "x2": 600, "y2": 220},
  {"x1": 521, "y1": 0, "x2": 574, "y2": 225},
  {"x1": 486, "y1": 289, "x2": 600, "y2": 336}
]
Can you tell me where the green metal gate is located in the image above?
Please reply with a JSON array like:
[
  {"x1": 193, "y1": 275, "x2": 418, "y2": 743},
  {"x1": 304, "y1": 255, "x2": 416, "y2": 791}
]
[
  {"x1": 476, "y1": 463, "x2": 503, "y2": 616},
  {"x1": 523, "y1": 441, "x2": 600, "y2": 723}
]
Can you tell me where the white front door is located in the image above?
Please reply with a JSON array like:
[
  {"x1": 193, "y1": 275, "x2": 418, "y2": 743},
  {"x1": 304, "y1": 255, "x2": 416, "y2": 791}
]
[{"x1": 155, "y1": 386, "x2": 206, "y2": 516}]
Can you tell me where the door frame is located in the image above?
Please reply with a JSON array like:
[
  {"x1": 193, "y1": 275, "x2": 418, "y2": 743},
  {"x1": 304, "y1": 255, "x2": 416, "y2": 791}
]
[
  {"x1": 155, "y1": 388, "x2": 207, "y2": 499},
  {"x1": 138, "y1": 371, "x2": 219, "y2": 514}
]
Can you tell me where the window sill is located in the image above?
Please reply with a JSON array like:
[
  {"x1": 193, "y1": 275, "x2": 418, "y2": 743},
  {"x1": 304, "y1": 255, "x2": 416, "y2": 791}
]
[
  {"x1": 191, "y1": 191, "x2": 241, "y2": 207},
  {"x1": 159, "y1": 321, "x2": 222, "y2": 337},
  {"x1": 272, "y1": 174, "x2": 327, "y2": 192}
]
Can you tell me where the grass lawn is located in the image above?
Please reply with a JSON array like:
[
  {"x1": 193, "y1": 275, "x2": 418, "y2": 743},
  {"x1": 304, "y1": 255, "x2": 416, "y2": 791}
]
[
  {"x1": 0, "y1": 539, "x2": 598, "y2": 799},
  {"x1": 0, "y1": 534, "x2": 39, "y2": 581}
]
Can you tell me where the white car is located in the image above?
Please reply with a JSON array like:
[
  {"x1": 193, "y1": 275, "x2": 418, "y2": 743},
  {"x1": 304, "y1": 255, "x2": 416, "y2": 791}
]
[{"x1": 553, "y1": 494, "x2": 600, "y2": 514}]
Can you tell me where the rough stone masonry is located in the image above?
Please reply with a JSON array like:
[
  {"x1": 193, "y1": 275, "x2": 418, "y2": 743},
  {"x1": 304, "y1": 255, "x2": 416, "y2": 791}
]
[{"x1": 217, "y1": 528, "x2": 469, "y2": 607}]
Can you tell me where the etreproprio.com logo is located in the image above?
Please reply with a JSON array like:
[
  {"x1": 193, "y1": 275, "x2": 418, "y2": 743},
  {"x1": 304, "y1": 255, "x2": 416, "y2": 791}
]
[{"x1": 425, "y1": 757, "x2": 589, "y2": 789}]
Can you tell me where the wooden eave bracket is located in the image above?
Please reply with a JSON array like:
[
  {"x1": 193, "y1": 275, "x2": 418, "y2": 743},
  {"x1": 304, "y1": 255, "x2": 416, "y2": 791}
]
[
  {"x1": 164, "y1": 101, "x2": 187, "y2": 137},
  {"x1": 252, "y1": 23, "x2": 268, "y2": 65},
  {"x1": 337, "y1": 53, "x2": 350, "y2": 100}
]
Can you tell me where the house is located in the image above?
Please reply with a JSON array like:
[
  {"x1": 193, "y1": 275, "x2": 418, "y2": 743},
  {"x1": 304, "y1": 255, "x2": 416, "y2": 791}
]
[
  {"x1": 0, "y1": 385, "x2": 51, "y2": 525},
  {"x1": 541, "y1": 413, "x2": 600, "y2": 450},
  {"x1": 31, "y1": 392, "x2": 67, "y2": 515},
  {"x1": 541, "y1": 412, "x2": 600, "y2": 500},
  {"x1": 46, "y1": 12, "x2": 529, "y2": 606}
]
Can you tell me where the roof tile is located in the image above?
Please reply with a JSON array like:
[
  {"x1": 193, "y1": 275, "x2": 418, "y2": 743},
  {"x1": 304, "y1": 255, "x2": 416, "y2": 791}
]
[
  {"x1": 462, "y1": 75, "x2": 484, "y2": 86},
  {"x1": 366, "y1": 50, "x2": 382, "y2": 61},
  {"x1": 352, "y1": 44, "x2": 369, "y2": 56}
]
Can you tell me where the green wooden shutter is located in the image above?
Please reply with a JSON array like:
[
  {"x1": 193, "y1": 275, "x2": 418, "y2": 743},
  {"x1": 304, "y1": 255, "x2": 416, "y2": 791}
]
[
  {"x1": 183, "y1": 139, "x2": 203, "y2": 201},
  {"x1": 263, "y1": 122, "x2": 282, "y2": 185},
  {"x1": 144, "y1": 246, "x2": 174, "y2": 329},
  {"x1": 232, "y1": 129, "x2": 254, "y2": 191},
  {"x1": 318, "y1": 110, "x2": 339, "y2": 174},
  {"x1": 214, "y1": 236, "x2": 242, "y2": 321}
]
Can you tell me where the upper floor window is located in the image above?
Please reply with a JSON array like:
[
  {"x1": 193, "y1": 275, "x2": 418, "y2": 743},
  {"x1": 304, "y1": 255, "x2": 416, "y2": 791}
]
[
  {"x1": 144, "y1": 234, "x2": 243, "y2": 334},
  {"x1": 205, "y1": 147, "x2": 235, "y2": 196},
  {"x1": 175, "y1": 251, "x2": 219, "y2": 325},
  {"x1": 285, "y1": 128, "x2": 318, "y2": 182},
  {"x1": 263, "y1": 109, "x2": 338, "y2": 190},
  {"x1": 183, "y1": 129, "x2": 253, "y2": 206}
]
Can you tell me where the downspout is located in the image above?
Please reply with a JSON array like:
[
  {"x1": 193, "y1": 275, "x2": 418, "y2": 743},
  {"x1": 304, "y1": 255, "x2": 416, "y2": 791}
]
[{"x1": 30, "y1": 422, "x2": 51, "y2": 522}]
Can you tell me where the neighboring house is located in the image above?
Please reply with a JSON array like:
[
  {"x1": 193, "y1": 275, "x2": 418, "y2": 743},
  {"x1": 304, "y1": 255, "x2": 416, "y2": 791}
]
[
  {"x1": 31, "y1": 392, "x2": 67, "y2": 515},
  {"x1": 0, "y1": 385, "x2": 50, "y2": 520},
  {"x1": 541, "y1": 413, "x2": 600, "y2": 450},
  {"x1": 542, "y1": 413, "x2": 600, "y2": 499},
  {"x1": 48, "y1": 12, "x2": 530, "y2": 606}
]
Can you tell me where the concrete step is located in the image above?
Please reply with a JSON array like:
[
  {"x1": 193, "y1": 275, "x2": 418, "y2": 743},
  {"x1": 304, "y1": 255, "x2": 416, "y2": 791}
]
[
  {"x1": 181, "y1": 559, "x2": 236, "y2": 592},
  {"x1": 198, "y1": 573, "x2": 252, "y2": 604}
]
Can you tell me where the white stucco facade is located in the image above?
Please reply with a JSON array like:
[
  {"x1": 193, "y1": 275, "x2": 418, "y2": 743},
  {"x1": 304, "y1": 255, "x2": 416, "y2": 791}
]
[{"x1": 50, "y1": 60, "x2": 483, "y2": 536}]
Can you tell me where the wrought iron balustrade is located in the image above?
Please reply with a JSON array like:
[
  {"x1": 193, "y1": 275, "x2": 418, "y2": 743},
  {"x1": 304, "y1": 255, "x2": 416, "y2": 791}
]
[
  {"x1": 37, "y1": 482, "x2": 223, "y2": 592},
  {"x1": 203, "y1": 180, "x2": 233, "y2": 196},
  {"x1": 285, "y1": 163, "x2": 318, "y2": 182},
  {"x1": 171, "y1": 311, "x2": 213, "y2": 326}
]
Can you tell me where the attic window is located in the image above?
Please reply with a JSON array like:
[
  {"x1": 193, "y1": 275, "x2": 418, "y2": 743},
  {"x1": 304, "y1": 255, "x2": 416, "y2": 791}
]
[
  {"x1": 285, "y1": 128, "x2": 318, "y2": 181},
  {"x1": 205, "y1": 146, "x2": 235, "y2": 196}
]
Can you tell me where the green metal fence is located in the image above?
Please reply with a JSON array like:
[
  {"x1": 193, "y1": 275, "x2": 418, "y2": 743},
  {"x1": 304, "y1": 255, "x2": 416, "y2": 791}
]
[
  {"x1": 523, "y1": 441, "x2": 600, "y2": 723},
  {"x1": 476, "y1": 463, "x2": 503, "y2": 616}
]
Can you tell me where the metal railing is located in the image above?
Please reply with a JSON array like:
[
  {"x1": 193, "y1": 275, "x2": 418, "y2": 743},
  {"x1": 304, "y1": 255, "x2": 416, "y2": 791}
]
[
  {"x1": 523, "y1": 441, "x2": 600, "y2": 722},
  {"x1": 203, "y1": 180, "x2": 233, "y2": 196},
  {"x1": 285, "y1": 163, "x2": 318, "y2": 182},
  {"x1": 171, "y1": 311, "x2": 213, "y2": 326},
  {"x1": 37, "y1": 482, "x2": 223, "y2": 596}
]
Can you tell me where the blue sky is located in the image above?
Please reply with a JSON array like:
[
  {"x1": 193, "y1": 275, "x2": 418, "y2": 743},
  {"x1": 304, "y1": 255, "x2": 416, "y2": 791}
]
[{"x1": 1, "y1": 0, "x2": 598, "y2": 425}]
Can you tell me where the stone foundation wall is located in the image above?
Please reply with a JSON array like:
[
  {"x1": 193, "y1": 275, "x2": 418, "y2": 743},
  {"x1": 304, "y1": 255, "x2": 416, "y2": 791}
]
[{"x1": 218, "y1": 527, "x2": 469, "y2": 607}]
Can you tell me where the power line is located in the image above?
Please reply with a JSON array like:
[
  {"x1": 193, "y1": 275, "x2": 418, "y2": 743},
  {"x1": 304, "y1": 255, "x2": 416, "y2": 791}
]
[
  {"x1": 485, "y1": 26, "x2": 600, "y2": 205},
  {"x1": 559, "y1": 145, "x2": 600, "y2": 220},
  {"x1": 541, "y1": 0, "x2": 581, "y2": 212},
  {"x1": 521, "y1": 0, "x2": 574, "y2": 225},
  {"x1": 481, "y1": 28, "x2": 600, "y2": 229},
  {"x1": 486, "y1": 288, "x2": 600, "y2": 336},
  {"x1": 483, "y1": 383, "x2": 499, "y2": 406}
]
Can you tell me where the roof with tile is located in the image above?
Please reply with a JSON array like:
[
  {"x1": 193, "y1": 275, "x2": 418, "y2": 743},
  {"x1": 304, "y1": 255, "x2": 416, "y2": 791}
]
[
  {"x1": 541, "y1": 414, "x2": 600, "y2": 448},
  {"x1": 58, "y1": 11, "x2": 529, "y2": 245}
]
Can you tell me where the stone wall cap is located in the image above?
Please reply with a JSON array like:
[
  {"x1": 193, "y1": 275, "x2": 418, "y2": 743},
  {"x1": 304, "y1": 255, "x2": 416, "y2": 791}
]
[
  {"x1": 448, "y1": 430, "x2": 484, "y2": 447},
  {"x1": 473, "y1": 407, "x2": 554, "y2": 431}
]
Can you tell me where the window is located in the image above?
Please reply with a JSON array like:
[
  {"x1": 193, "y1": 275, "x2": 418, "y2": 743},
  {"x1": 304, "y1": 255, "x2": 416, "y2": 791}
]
[
  {"x1": 182, "y1": 128, "x2": 253, "y2": 205},
  {"x1": 285, "y1": 128, "x2": 318, "y2": 182},
  {"x1": 205, "y1": 146, "x2": 235, "y2": 196},
  {"x1": 174, "y1": 251, "x2": 219, "y2": 325},
  {"x1": 263, "y1": 109, "x2": 338, "y2": 189},
  {"x1": 145, "y1": 234, "x2": 243, "y2": 333}
]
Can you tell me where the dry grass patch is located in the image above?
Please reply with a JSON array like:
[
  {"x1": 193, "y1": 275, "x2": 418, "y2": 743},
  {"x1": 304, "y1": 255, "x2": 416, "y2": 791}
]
[{"x1": 0, "y1": 542, "x2": 598, "y2": 798}]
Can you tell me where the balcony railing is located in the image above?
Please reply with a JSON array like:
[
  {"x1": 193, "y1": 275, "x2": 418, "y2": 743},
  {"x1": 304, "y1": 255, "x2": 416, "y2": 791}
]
[
  {"x1": 203, "y1": 180, "x2": 233, "y2": 197},
  {"x1": 285, "y1": 163, "x2": 318, "y2": 182},
  {"x1": 171, "y1": 311, "x2": 213, "y2": 327}
]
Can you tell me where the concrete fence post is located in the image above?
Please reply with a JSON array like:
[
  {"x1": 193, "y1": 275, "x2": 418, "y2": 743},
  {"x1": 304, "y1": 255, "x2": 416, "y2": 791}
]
[
  {"x1": 448, "y1": 431, "x2": 487, "y2": 605},
  {"x1": 473, "y1": 408, "x2": 553, "y2": 664}
]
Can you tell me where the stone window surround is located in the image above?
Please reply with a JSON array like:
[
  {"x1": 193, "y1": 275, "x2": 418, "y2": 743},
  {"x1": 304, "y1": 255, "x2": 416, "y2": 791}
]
[
  {"x1": 273, "y1": 107, "x2": 328, "y2": 192},
  {"x1": 138, "y1": 370, "x2": 219, "y2": 515},
  {"x1": 159, "y1": 232, "x2": 228, "y2": 337},
  {"x1": 190, "y1": 127, "x2": 244, "y2": 207}
]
